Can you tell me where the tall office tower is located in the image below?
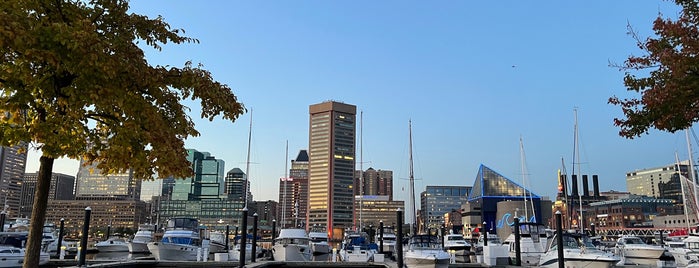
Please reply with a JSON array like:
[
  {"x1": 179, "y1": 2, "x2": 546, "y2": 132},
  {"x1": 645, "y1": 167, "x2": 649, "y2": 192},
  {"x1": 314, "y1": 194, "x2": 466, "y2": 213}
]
[
  {"x1": 0, "y1": 143, "x2": 28, "y2": 217},
  {"x1": 354, "y1": 168, "x2": 393, "y2": 200},
  {"x1": 20, "y1": 172, "x2": 75, "y2": 217},
  {"x1": 279, "y1": 150, "x2": 309, "y2": 228},
  {"x1": 161, "y1": 176, "x2": 175, "y2": 200},
  {"x1": 419, "y1": 185, "x2": 471, "y2": 231},
  {"x1": 171, "y1": 149, "x2": 225, "y2": 201},
  {"x1": 225, "y1": 167, "x2": 252, "y2": 203},
  {"x1": 140, "y1": 179, "x2": 162, "y2": 202},
  {"x1": 75, "y1": 159, "x2": 141, "y2": 200},
  {"x1": 308, "y1": 101, "x2": 356, "y2": 239},
  {"x1": 627, "y1": 161, "x2": 692, "y2": 199}
]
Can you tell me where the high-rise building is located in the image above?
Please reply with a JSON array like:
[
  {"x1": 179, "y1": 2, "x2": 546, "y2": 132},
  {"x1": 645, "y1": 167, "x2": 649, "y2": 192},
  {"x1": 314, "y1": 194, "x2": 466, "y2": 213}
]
[
  {"x1": 140, "y1": 179, "x2": 162, "y2": 202},
  {"x1": 0, "y1": 143, "x2": 28, "y2": 217},
  {"x1": 308, "y1": 101, "x2": 356, "y2": 239},
  {"x1": 626, "y1": 161, "x2": 692, "y2": 199},
  {"x1": 75, "y1": 159, "x2": 140, "y2": 200},
  {"x1": 354, "y1": 168, "x2": 393, "y2": 199},
  {"x1": 171, "y1": 149, "x2": 225, "y2": 201},
  {"x1": 420, "y1": 185, "x2": 471, "y2": 231},
  {"x1": 225, "y1": 167, "x2": 252, "y2": 203},
  {"x1": 20, "y1": 172, "x2": 75, "y2": 217},
  {"x1": 279, "y1": 150, "x2": 309, "y2": 228}
]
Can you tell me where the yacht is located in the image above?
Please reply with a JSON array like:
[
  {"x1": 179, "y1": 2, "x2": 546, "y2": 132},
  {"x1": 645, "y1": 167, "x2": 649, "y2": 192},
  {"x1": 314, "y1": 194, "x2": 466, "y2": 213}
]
[
  {"x1": 339, "y1": 231, "x2": 377, "y2": 262},
  {"x1": 503, "y1": 222, "x2": 548, "y2": 266},
  {"x1": 538, "y1": 232, "x2": 619, "y2": 268},
  {"x1": 668, "y1": 235, "x2": 699, "y2": 267},
  {"x1": 0, "y1": 232, "x2": 49, "y2": 267},
  {"x1": 208, "y1": 230, "x2": 228, "y2": 254},
  {"x1": 128, "y1": 224, "x2": 154, "y2": 254},
  {"x1": 474, "y1": 232, "x2": 502, "y2": 254},
  {"x1": 271, "y1": 228, "x2": 311, "y2": 261},
  {"x1": 443, "y1": 232, "x2": 471, "y2": 263},
  {"x1": 376, "y1": 226, "x2": 397, "y2": 256},
  {"x1": 147, "y1": 218, "x2": 202, "y2": 261},
  {"x1": 308, "y1": 231, "x2": 331, "y2": 255},
  {"x1": 615, "y1": 235, "x2": 666, "y2": 265},
  {"x1": 95, "y1": 236, "x2": 129, "y2": 252},
  {"x1": 404, "y1": 234, "x2": 451, "y2": 268},
  {"x1": 41, "y1": 223, "x2": 67, "y2": 255}
]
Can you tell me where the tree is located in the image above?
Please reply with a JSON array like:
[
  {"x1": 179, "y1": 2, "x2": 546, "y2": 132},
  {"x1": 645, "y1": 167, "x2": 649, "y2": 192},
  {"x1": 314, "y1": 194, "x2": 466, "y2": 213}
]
[
  {"x1": 610, "y1": 0, "x2": 699, "y2": 138},
  {"x1": 0, "y1": 1, "x2": 245, "y2": 266}
]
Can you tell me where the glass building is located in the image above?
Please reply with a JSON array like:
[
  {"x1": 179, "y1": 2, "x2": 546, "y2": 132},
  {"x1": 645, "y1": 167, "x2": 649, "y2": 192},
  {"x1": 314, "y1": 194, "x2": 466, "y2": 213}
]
[
  {"x1": 76, "y1": 159, "x2": 140, "y2": 200},
  {"x1": 419, "y1": 185, "x2": 470, "y2": 232},
  {"x1": 308, "y1": 101, "x2": 356, "y2": 240},
  {"x1": 171, "y1": 149, "x2": 225, "y2": 201},
  {"x1": 466, "y1": 164, "x2": 541, "y2": 233},
  {"x1": 0, "y1": 143, "x2": 29, "y2": 217}
]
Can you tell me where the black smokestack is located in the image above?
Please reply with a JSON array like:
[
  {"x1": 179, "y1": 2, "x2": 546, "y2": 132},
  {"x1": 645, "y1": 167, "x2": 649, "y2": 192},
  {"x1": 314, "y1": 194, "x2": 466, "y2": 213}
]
[
  {"x1": 571, "y1": 175, "x2": 579, "y2": 197},
  {"x1": 593, "y1": 175, "x2": 600, "y2": 198},
  {"x1": 582, "y1": 175, "x2": 589, "y2": 197},
  {"x1": 560, "y1": 174, "x2": 568, "y2": 198}
]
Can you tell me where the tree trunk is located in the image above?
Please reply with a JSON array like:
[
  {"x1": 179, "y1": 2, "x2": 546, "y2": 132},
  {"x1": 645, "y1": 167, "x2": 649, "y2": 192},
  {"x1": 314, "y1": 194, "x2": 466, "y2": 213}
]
[{"x1": 23, "y1": 156, "x2": 53, "y2": 268}]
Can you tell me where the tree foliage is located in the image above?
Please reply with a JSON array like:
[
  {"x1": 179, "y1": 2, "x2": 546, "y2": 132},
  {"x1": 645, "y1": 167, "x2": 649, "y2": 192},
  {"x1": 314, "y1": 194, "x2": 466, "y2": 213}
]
[
  {"x1": 610, "y1": 0, "x2": 699, "y2": 138},
  {"x1": 0, "y1": 0, "x2": 245, "y2": 266}
]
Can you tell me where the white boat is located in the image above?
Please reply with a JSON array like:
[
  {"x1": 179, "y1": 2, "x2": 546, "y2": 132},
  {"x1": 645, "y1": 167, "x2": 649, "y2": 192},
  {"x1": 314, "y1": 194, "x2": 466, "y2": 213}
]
[
  {"x1": 669, "y1": 235, "x2": 699, "y2": 267},
  {"x1": 308, "y1": 231, "x2": 331, "y2": 255},
  {"x1": 403, "y1": 234, "x2": 450, "y2": 268},
  {"x1": 41, "y1": 223, "x2": 67, "y2": 255},
  {"x1": 443, "y1": 232, "x2": 471, "y2": 263},
  {"x1": 228, "y1": 242, "x2": 252, "y2": 262},
  {"x1": 0, "y1": 232, "x2": 49, "y2": 267},
  {"x1": 503, "y1": 222, "x2": 548, "y2": 266},
  {"x1": 271, "y1": 228, "x2": 311, "y2": 261},
  {"x1": 538, "y1": 232, "x2": 619, "y2": 268},
  {"x1": 614, "y1": 235, "x2": 666, "y2": 265},
  {"x1": 95, "y1": 236, "x2": 129, "y2": 252},
  {"x1": 128, "y1": 224, "x2": 154, "y2": 254},
  {"x1": 208, "y1": 231, "x2": 228, "y2": 254},
  {"x1": 376, "y1": 227, "x2": 397, "y2": 256},
  {"x1": 147, "y1": 218, "x2": 202, "y2": 261},
  {"x1": 339, "y1": 231, "x2": 377, "y2": 262}
]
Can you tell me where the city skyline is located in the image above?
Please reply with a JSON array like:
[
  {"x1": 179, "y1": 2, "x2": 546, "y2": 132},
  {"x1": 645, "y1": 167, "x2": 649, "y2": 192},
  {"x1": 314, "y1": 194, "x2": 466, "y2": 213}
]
[{"x1": 23, "y1": 1, "x2": 695, "y2": 206}]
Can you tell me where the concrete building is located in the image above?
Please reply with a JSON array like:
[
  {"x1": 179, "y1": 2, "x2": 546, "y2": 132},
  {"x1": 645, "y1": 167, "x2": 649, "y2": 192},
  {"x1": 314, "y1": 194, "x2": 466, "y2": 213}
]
[
  {"x1": 308, "y1": 101, "x2": 356, "y2": 240},
  {"x1": 0, "y1": 143, "x2": 28, "y2": 217},
  {"x1": 44, "y1": 199, "x2": 148, "y2": 232},
  {"x1": 225, "y1": 168, "x2": 251, "y2": 204},
  {"x1": 589, "y1": 195, "x2": 675, "y2": 230},
  {"x1": 626, "y1": 161, "x2": 692, "y2": 199},
  {"x1": 420, "y1": 185, "x2": 470, "y2": 232},
  {"x1": 75, "y1": 159, "x2": 140, "y2": 200},
  {"x1": 354, "y1": 168, "x2": 393, "y2": 200},
  {"x1": 279, "y1": 150, "x2": 309, "y2": 229},
  {"x1": 20, "y1": 172, "x2": 75, "y2": 217},
  {"x1": 251, "y1": 200, "x2": 279, "y2": 227},
  {"x1": 353, "y1": 195, "x2": 405, "y2": 229}
]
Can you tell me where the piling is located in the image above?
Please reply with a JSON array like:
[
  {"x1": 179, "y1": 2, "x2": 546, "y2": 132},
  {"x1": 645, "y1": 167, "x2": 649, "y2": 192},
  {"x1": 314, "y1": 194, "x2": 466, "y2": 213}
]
[
  {"x1": 514, "y1": 217, "x2": 521, "y2": 266},
  {"x1": 240, "y1": 207, "x2": 248, "y2": 267},
  {"x1": 555, "y1": 211, "x2": 564, "y2": 268},
  {"x1": 78, "y1": 207, "x2": 92, "y2": 267},
  {"x1": 396, "y1": 209, "x2": 404, "y2": 268},
  {"x1": 379, "y1": 220, "x2": 384, "y2": 254},
  {"x1": 57, "y1": 218, "x2": 65, "y2": 259},
  {"x1": 252, "y1": 213, "x2": 258, "y2": 263}
]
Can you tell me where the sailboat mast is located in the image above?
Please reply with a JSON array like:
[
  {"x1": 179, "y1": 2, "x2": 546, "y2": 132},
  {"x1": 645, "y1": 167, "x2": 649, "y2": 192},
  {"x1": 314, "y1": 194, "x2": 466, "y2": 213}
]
[
  {"x1": 676, "y1": 152, "x2": 692, "y2": 232},
  {"x1": 519, "y1": 136, "x2": 529, "y2": 222},
  {"x1": 573, "y1": 109, "x2": 583, "y2": 232},
  {"x1": 244, "y1": 109, "x2": 253, "y2": 210},
  {"x1": 282, "y1": 140, "x2": 288, "y2": 228},
  {"x1": 359, "y1": 111, "x2": 363, "y2": 232},
  {"x1": 560, "y1": 157, "x2": 570, "y2": 229},
  {"x1": 409, "y1": 120, "x2": 416, "y2": 235},
  {"x1": 686, "y1": 129, "x2": 699, "y2": 223}
]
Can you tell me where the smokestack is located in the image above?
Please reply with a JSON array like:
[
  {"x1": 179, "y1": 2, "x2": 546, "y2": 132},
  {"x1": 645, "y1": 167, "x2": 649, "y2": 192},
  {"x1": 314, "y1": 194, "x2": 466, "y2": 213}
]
[
  {"x1": 582, "y1": 175, "x2": 589, "y2": 197},
  {"x1": 593, "y1": 175, "x2": 600, "y2": 198},
  {"x1": 571, "y1": 175, "x2": 579, "y2": 197}
]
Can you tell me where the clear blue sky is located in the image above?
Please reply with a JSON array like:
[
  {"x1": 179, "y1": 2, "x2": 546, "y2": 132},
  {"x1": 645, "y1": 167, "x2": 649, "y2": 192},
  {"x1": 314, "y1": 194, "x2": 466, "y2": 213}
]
[{"x1": 26, "y1": 1, "x2": 692, "y2": 206}]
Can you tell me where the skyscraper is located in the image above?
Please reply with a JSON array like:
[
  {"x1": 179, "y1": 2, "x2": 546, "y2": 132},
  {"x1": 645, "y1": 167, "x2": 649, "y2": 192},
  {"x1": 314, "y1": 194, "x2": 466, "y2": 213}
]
[
  {"x1": 225, "y1": 167, "x2": 252, "y2": 203},
  {"x1": 75, "y1": 159, "x2": 140, "y2": 200},
  {"x1": 0, "y1": 143, "x2": 28, "y2": 217},
  {"x1": 279, "y1": 150, "x2": 309, "y2": 228},
  {"x1": 354, "y1": 168, "x2": 393, "y2": 199},
  {"x1": 308, "y1": 101, "x2": 356, "y2": 239},
  {"x1": 171, "y1": 149, "x2": 225, "y2": 201},
  {"x1": 20, "y1": 172, "x2": 75, "y2": 217}
]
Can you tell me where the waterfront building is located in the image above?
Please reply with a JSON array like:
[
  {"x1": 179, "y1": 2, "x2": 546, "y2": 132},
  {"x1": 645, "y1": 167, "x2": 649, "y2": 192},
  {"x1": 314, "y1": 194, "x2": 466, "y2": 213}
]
[
  {"x1": 308, "y1": 101, "x2": 356, "y2": 240},
  {"x1": 20, "y1": 172, "x2": 75, "y2": 218},
  {"x1": 140, "y1": 179, "x2": 162, "y2": 202},
  {"x1": 354, "y1": 168, "x2": 393, "y2": 200},
  {"x1": 251, "y1": 200, "x2": 279, "y2": 227},
  {"x1": 589, "y1": 195, "x2": 675, "y2": 230},
  {"x1": 420, "y1": 185, "x2": 470, "y2": 232},
  {"x1": 44, "y1": 199, "x2": 148, "y2": 232},
  {"x1": 0, "y1": 143, "x2": 28, "y2": 217},
  {"x1": 279, "y1": 150, "x2": 309, "y2": 228},
  {"x1": 353, "y1": 195, "x2": 405, "y2": 228},
  {"x1": 75, "y1": 159, "x2": 140, "y2": 200},
  {"x1": 626, "y1": 161, "x2": 692, "y2": 199},
  {"x1": 225, "y1": 167, "x2": 252, "y2": 204}
]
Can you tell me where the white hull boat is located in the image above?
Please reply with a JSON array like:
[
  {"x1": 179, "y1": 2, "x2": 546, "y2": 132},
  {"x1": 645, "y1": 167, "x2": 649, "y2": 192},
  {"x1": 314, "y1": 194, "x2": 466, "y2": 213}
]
[
  {"x1": 271, "y1": 228, "x2": 311, "y2": 261},
  {"x1": 404, "y1": 234, "x2": 450, "y2": 268},
  {"x1": 147, "y1": 218, "x2": 202, "y2": 261},
  {"x1": 339, "y1": 231, "x2": 377, "y2": 262},
  {"x1": 539, "y1": 232, "x2": 619, "y2": 268},
  {"x1": 443, "y1": 233, "x2": 471, "y2": 263},
  {"x1": 308, "y1": 231, "x2": 330, "y2": 255},
  {"x1": 147, "y1": 241, "x2": 199, "y2": 261},
  {"x1": 128, "y1": 224, "x2": 154, "y2": 254},
  {"x1": 615, "y1": 235, "x2": 666, "y2": 265},
  {"x1": 95, "y1": 237, "x2": 129, "y2": 252},
  {"x1": 504, "y1": 223, "x2": 548, "y2": 266}
]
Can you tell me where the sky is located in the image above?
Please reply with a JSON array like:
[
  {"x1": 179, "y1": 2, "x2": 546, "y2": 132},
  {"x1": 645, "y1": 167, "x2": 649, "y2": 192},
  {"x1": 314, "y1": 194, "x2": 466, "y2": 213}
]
[{"x1": 25, "y1": 1, "x2": 694, "y2": 206}]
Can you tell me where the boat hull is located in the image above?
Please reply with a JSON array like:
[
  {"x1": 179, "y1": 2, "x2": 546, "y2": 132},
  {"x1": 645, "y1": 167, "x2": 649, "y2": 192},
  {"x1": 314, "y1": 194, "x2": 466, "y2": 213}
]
[
  {"x1": 311, "y1": 242, "x2": 331, "y2": 255},
  {"x1": 95, "y1": 243, "x2": 129, "y2": 253},
  {"x1": 272, "y1": 244, "x2": 311, "y2": 261},
  {"x1": 404, "y1": 249, "x2": 450, "y2": 268},
  {"x1": 147, "y1": 242, "x2": 199, "y2": 261},
  {"x1": 539, "y1": 251, "x2": 618, "y2": 268},
  {"x1": 128, "y1": 241, "x2": 150, "y2": 254}
]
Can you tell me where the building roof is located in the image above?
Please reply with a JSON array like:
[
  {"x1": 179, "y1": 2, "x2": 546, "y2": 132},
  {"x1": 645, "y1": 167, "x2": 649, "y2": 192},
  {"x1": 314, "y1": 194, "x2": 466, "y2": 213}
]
[
  {"x1": 467, "y1": 164, "x2": 540, "y2": 201},
  {"x1": 227, "y1": 168, "x2": 244, "y2": 175},
  {"x1": 295, "y1": 150, "x2": 309, "y2": 162}
]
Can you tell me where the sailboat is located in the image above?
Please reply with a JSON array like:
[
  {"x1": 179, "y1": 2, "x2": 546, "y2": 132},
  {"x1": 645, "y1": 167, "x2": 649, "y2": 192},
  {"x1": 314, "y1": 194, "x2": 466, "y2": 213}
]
[
  {"x1": 402, "y1": 120, "x2": 451, "y2": 268},
  {"x1": 668, "y1": 130, "x2": 699, "y2": 266}
]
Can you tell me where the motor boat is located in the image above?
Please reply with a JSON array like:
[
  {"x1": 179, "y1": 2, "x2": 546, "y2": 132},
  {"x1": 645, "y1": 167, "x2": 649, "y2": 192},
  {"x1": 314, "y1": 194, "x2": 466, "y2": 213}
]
[
  {"x1": 443, "y1": 232, "x2": 471, "y2": 263},
  {"x1": 95, "y1": 236, "x2": 129, "y2": 253},
  {"x1": 615, "y1": 235, "x2": 666, "y2": 265},
  {"x1": 228, "y1": 242, "x2": 253, "y2": 263},
  {"x1": 375, "y1": 226, "x2": 397, "y2": 257},
  {"x1": 147, "y1": 218, "x2": 203, "y2": 261},
  {"x1": 339, "y1": 231, "x2": 377, "y2": 262},
  {"x1": 308, "y1": 231, "x2": 331, "y2": 255},
  {"x1": 208, "y1": 231, "x2": 228, "y2": 254},
  {"x1": 668, "y1": 234, "x2": 699, "y2": 267},
  {"x1": 403, "y1": 234, "x2": 451, "y2": 268},
  {"x1": 0, "y1": 232, "x2": 49, "y2": 267},
  {"x1": 271, "y1": 228, "x2": 311, "y2": 261},
  {"x1": 538, "y1": 232, "x2": 619, "y2": 268},
  {"x1": 503, "y1": 222, "x2": 548, "y2": 266},
  {"x1": 128, "y1": 224, "x2": 154, "y2": 254}
]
